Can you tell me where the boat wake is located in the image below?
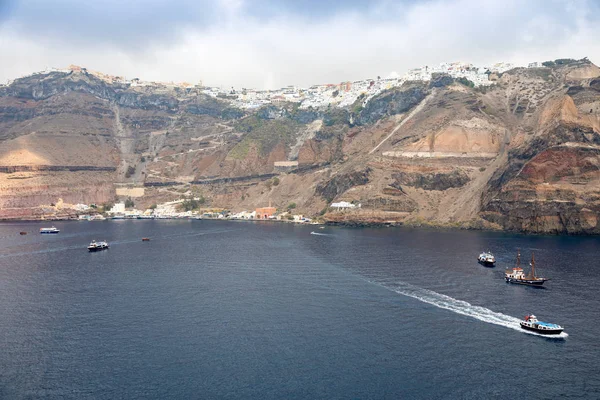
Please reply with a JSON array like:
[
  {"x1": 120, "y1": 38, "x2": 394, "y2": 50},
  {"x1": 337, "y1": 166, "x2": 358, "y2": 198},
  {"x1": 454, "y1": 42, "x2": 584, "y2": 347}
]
[
  {"x1": 372, "y1": 280, "x2": 568, "y2": 339},
  {"x1": 310, "y1": 232, "x2": 332, "y2": 236}
]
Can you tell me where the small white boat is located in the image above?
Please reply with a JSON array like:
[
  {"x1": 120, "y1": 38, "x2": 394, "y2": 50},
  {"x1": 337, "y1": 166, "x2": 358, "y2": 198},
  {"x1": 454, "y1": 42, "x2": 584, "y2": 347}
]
[
  {"x1": 520, "y1": 314, "x2": 564, "y2": 335},
  {"x1": 40, "y1": 226, "x2": 60, "y2": 234},
  {"x1": 88, "y1": 240, "x2": 109, "y2": 252},
  {"x1": 477, "y1": 251, "x2": 495, "y2": 266}
]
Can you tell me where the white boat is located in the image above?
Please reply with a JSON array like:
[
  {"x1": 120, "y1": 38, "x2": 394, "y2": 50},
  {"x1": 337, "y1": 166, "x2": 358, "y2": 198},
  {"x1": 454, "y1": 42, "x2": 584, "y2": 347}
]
[
  {"x1": 520, "y1": 314, "x2": 564, "y2": 335},
  {"x1": 477, "y1": 251, "x2": 495, "y2": 266},
  {"x1": 88, "y1": 240, "x2": 109, "y2": 252},
  {"x1": 40, "y1": 226, "x2": 60, "y2": 234}
]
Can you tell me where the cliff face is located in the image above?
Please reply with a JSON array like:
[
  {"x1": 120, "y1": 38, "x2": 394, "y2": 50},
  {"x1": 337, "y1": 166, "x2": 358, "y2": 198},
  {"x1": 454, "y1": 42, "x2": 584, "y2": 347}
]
[
  {"x1": 481, "y1": 87, "x2": 600, "y2": 234},
  {"x1": 1, "y1": 59, "x2": 599, "y2": 234}
]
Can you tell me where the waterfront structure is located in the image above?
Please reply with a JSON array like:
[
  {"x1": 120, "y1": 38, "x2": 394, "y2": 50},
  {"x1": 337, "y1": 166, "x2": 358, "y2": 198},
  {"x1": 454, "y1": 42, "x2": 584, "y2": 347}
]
[
  {"x1": 256, "y1": 206, "x2": 277, "y2": 219},
  {"x1": 108, "y1": 202, "x2": 125, "y2": 214}
]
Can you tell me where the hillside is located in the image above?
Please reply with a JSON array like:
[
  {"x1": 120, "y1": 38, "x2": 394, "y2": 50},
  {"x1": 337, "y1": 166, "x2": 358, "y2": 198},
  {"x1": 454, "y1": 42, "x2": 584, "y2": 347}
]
[{"x1": 1, "y1": 59, "x2": 599, "y2": 234}]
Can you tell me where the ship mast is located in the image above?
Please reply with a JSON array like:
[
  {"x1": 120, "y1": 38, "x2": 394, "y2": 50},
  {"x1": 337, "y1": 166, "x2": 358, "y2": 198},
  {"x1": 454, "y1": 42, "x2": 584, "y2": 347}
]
[
  {"x1": 516, "y1": 249, "x2": 521, "y2": 267},
  {"x1": 531, "y1": 252, "x2": 536, "y2": 278}
]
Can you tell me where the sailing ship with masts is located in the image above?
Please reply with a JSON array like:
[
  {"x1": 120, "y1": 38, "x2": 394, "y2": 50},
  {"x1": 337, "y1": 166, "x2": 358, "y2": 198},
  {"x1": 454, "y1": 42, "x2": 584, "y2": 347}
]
[{"x1": 505, "y1": 250, "x2": 549, "y2": 286}]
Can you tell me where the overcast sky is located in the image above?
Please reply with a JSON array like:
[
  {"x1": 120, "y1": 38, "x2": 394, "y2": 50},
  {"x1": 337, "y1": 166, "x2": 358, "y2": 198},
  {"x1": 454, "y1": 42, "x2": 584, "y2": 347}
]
[{"x1": 1, "y1": 0, "x2": 599, "y2": 89}]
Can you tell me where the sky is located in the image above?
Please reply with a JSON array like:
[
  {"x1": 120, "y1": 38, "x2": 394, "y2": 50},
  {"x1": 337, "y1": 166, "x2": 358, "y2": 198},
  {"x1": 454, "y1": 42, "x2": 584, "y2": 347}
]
[{"x1": 0, "y1": 0, "x2": 599, "y2": 89}]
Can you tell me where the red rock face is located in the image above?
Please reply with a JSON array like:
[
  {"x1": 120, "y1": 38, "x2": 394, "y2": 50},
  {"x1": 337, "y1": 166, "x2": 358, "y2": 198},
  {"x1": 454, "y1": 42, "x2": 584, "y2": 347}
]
[
  {"x1": 520, "y1": 147, "x2": 600, "y2": 184},
  {"x1": 297, "y1": 139, "x2": 335, "y2": 165},
  {"x1": 482, "y1": 145, "x2": 600, "y2": 234}
]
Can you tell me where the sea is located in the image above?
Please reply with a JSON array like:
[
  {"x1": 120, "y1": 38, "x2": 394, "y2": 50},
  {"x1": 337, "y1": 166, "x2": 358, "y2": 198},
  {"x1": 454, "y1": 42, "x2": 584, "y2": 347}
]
[{"x1": 0, "y1": 220, "x2": 599, "y2": 399}]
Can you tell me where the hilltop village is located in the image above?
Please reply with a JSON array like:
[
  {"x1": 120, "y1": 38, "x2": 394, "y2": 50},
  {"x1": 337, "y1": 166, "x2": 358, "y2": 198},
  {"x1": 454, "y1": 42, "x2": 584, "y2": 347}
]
[{"x1": 4, "y1": 60, "x2": 528, "y2": 111}]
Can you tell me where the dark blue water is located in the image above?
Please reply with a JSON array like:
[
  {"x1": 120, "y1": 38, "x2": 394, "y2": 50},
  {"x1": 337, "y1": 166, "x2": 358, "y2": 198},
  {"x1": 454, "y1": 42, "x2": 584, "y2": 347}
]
[{"x1": 1, "y1": 220, "x2": 599, "y2": 399}]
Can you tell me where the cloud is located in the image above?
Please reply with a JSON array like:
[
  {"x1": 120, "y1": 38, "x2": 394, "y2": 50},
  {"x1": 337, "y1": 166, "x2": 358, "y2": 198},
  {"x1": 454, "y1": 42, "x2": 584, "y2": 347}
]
[{"x1": 1, "y1": 0, "x2": 599, "y2": 88}]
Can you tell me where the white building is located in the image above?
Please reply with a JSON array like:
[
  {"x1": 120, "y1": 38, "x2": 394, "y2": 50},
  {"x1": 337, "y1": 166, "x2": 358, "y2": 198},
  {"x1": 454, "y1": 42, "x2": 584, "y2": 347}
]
[
  {"x1": 330, "y1": 201, "x2": 360, "y2": 209},
  {"x1": 108, "y1": 202, "x2": 125, "y2": 214},
  {"x1": 73, "y1": 203, "x2": 90, "y2": 212},
  {"x1": 230, "y1": 210, "x2": 256, "y2": 219}
]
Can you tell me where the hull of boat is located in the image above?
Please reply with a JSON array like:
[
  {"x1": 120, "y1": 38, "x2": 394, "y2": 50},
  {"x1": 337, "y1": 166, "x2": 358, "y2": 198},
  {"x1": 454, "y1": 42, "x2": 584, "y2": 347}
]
[
  {"x1": 505, "y1": 277, "x2": 546, "y2": 286},
  {"x1": 88, "y1": 247, "x2": 109, "y2": 252},
  {"x1": 478, "y1": 260, "x2": 495, "y2": 267},
  {"x1": 520, "y1": 323, "x2": 563, "y2": 335},
  {"x1": 40, "y1": 232, "x2": 59, "y2": 234}
]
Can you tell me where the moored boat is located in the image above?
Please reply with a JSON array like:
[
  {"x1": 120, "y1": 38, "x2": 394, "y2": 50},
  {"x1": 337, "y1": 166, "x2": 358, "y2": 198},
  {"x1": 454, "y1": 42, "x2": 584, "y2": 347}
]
[
  {"x1": 520, "y1": 314, "x2": 564, "y2": 335},
  {"x1": 477, "y1": 251, "x2": 496, "y2": 266},
  {"x1": 20, "y1": 231, "x2": 27, "y2": 235},
  {"x1": 142, "y1": 238, "x2": 150, "y2": 241},
  {"x1": 88, "y1": 240, "x2": 109, "y2": 252},
  {"x1": 40, "y1": 226, "x2": 60, "y2": 234},
  {"x1": 505, "y1": 250, "x2": 548, "y2": 286}
]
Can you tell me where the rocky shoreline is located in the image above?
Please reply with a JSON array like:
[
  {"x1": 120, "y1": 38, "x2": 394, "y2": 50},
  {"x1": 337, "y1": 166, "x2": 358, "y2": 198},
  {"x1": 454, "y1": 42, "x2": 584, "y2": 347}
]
[{"x1": 5, "y1": 213, "x2": 598, "y2": 236}]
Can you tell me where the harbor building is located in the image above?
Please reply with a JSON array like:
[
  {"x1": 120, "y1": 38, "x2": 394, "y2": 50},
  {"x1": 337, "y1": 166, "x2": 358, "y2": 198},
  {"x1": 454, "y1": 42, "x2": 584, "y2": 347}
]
[{"x1": 256, "y1": 204, "x2": 277, "y2": 219}]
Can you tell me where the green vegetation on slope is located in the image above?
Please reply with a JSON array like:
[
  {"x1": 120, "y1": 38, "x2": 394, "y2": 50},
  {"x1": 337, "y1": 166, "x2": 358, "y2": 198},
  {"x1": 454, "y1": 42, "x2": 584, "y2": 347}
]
[{"x1": 229, "y1": 116, "x2": 301, "y2": 159}]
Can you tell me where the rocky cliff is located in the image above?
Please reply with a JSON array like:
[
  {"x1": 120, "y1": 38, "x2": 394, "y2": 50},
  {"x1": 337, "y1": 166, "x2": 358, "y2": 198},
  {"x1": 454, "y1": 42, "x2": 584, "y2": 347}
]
[{"x1": 1, "y1": 59, "x2": 599, "y2": 234}]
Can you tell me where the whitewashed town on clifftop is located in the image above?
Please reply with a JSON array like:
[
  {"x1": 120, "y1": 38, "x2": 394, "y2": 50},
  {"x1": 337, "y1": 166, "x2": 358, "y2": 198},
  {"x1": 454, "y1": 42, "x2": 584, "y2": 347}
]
[{"x1": 4, "y1": 61, "x2": 546, "y2": 111}]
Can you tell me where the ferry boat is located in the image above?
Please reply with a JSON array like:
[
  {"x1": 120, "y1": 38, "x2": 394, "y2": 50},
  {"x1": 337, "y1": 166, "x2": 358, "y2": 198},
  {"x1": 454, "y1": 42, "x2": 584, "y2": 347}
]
[
  {"x1": 520, "y1": 314, "x2": 564, "y2": 335},
  {"x1": 505, "y1": 250, "x2": 549, "y2": 286},
  {"x1": 88, "y1": 240, "x2": 109, "y2": 252},
  {"x1": 40, "y1": 226, "x2": 60, "y2": 234},
  {"x1": 477, "y1": 251, "x2": 496, "y2": 266}
]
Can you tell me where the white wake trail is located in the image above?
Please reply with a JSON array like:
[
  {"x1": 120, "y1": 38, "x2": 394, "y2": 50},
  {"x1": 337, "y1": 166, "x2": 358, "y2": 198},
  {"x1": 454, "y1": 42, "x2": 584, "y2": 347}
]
[
  {"x1": 310, "y1": 232, "x2": 332, "y2": 236},
  {"x1": 372, "y1": 280, "x2": 568, "y2": 339}
]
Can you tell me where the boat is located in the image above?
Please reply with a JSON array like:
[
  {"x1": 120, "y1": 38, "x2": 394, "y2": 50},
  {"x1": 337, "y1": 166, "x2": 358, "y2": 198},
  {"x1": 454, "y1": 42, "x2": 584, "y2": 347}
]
[
  {"x1": 87, "y1": 240, "x2": 109, "y2": 252},
  {"x1": 477, "y1": 251, "x2": 496, "y2": 266},
  {"x1": 19, "y1": 231, "x2": 27, "y2": 235},
  {"x1": 520, "y1": 314, "x2": 564, "y2": 335},
  {"x1": 142, "y1": 238, "x2": 150, "y2": 242},
  {"x1": 505, "y1": 250, "x2": 549, "y2": 286},
  {"x1": 40, "y1": 226, "x2": 60, "y2": 234}
]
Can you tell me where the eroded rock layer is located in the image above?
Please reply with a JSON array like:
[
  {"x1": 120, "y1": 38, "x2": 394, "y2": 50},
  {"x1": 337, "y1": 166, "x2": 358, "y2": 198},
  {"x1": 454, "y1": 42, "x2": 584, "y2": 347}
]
[{"x1": 1, "y1": 59, "x2": 599, "y2": 233}]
